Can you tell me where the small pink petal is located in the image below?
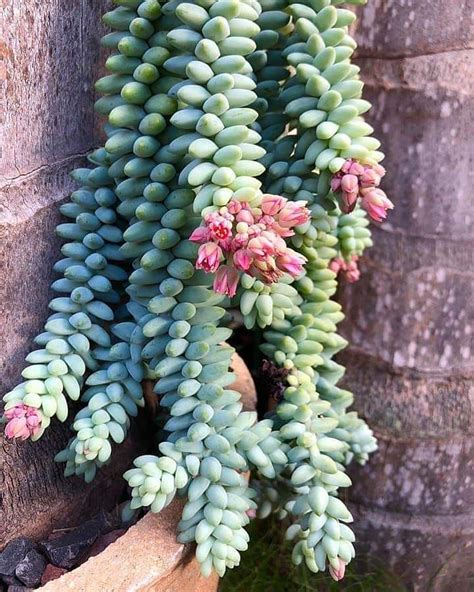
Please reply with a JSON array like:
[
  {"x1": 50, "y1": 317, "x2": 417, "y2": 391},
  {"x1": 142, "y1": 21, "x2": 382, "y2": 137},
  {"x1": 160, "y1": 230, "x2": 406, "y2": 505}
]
[
  {"x1": 213, "y1": 266, "x2": 239, "y2": 297},
  {"x1": 277, "y1": 201, "x2": 310, "y2": 228}
]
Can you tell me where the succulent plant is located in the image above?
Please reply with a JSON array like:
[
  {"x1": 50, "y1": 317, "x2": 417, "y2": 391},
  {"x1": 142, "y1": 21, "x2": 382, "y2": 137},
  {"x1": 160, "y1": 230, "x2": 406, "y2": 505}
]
[{"x1": 3, "y1": 0, "x2": 392, "y2": 581}]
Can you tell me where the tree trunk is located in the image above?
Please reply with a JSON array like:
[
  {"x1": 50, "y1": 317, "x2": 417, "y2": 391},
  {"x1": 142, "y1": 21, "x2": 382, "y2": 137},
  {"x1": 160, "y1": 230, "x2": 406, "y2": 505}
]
[
  {"x1": 0, "y1": 0, "x2": 146, "y2": 546},
  {"x1": 341, "y1": 2, "x2": 474, "y2": 590}
]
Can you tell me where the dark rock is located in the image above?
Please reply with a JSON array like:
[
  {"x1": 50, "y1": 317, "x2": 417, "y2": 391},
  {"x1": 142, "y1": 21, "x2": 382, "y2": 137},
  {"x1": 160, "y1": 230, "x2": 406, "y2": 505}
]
[
  {"x1": 0, "y1": 577, "x2": 22, "y2": 587},
  {"x1": 40, "y1": 514, "x2": 109, "y2": 569},
  {"x1": 7, "y1": 586, "x2": 32, "y2": 592},
  {"x1": 40, "y1": 564, "x2": 68, "y2": 586},
  {"x1": 0, "y1": 540, "x2": 34, "y2": 577},
  {"x1": 15, "y1": 550, "x2": 46, "y2": 588}
]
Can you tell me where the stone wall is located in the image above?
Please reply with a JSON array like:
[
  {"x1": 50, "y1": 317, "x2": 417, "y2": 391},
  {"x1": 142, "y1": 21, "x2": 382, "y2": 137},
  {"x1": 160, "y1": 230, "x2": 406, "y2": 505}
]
[
  {"x1": 0, "y1": 0, "x2": 144, "y2": 546},
  {"x1": 342, "y1": 3, "x2": 474, "y2": 590}
]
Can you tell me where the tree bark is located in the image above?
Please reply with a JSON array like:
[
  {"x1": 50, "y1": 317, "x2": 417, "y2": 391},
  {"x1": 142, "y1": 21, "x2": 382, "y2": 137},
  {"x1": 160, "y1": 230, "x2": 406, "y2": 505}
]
[
  {"x1": 341, "y1": 3, "x2": 474, "y2": 590},
  {"x1": 0, "y1": 0, "x2": 147, "y2": 546}
]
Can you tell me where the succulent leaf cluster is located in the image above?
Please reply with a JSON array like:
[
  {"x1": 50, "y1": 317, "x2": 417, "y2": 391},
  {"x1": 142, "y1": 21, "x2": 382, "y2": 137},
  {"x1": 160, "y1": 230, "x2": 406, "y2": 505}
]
[{"x1": 2, "y1": 0, "x2": 390, "y2": 580}]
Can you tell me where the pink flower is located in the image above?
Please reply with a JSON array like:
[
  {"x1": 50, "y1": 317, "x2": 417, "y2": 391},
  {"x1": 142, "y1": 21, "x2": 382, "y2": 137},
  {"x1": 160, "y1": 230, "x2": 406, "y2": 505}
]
[
  {"x1": 213, "y1": 265, "x2": 239, "y2": 297},
  {"x1": 205, "y1": 211, "x2": 233, "y2": 242},
  {"x1": 4, "y1": 404, "x2": 42, "y2": 440},
  {"x1": 191, "y1": 197, "x2": 312, "y2": 290},
  {"x1": 254, "y1": 258, "x2": 282, "y2": 284},
  {"x1": 189, "y1": 226, "x2": 210, "y2": 244},
  {"x1": 261, "y1": 194, "x2": 286, "y2": 216},
  {"x1": 196, "y1": 242, "x2": 222, "y2": 273},
  {"x1": 233, "y1": 249, "x2": 252, "y2": 271},
  {"x1": 360, "y1": 188, "x2": 394, "y2": 222},
  {"x1": 276, "y1": 249, "x2": 306, "y2": 277},
  {"x1": 330, "y1": 256, "x2": 360, "y2": 283},
  {"x1": 332, "y1": 160, "x2": 391, "y2": 220},
  {"x1": 329, "y1": 559, "x2": 346, "y2": 582},
  {"x1": 278, "y1": 201, "x2": 310, "y2": 228}
]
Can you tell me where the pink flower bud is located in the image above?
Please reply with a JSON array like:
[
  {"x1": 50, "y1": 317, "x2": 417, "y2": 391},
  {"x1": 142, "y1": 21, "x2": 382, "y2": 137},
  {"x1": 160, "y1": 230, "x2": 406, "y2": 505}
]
[
  {"x1": 213, "y1": 265, "x2": 239, "y2": 297},
  {"x1": 232, "y1": 233, "x2": 248, "y2": 250},
  {"x1": 331, "y1": 176, "x2": 342, "y2": 193},
  {"x1": 345, "y1": 258, "x2": 361, "y2": 283},
  {"x1": 339, "y1": 174, "x2": 360, "y2": 213},
  {"x1": 329, "y1": 559, "x2": 346, "y2": 582},
  {"x1": 227, "y1": 200, "x2": 242, "y2": 214},
  {"x1": 341, "y1": 160, "x2": 352, "y2": 174},
  {"x1": 341, "y1": 190, "x2": 359, "y2": 213},
  {"x1": 261, "y1": 230, "x2": 286, "y2": 252},
  {"x1": 373, "y1": 163, "x2": 386, "y2": 177},
  {"x1": 341, "y1": 174, "x2": 359, "y2": 194},
  {"x1": 4, "y1": 404, "x2": 42, "y2": 440},
  {"x1": 236, "y1": 208, "x2": 255, "y2": 225},
  {"x1": 233, "y1": 248, "x2": 252, "y2": 271},
  {"x1": 261, "y1": 194, "x2": 287, "y2": 216},
  {"x1": 341, "y1": 159, "x2": 363, "y2": 176},
  {"x1": 258, "y1": 214, "x2": 275, "y2": 228},
  {"x1": 189, "y1": 225, "x2": 210, "y2": 244},
  {"x1": 196, "y1": 242, "x2": 222, "y2": 273},
  {"x1": 360, "y1": 188, "x2": 394, "y2": 222},
  {"x1": 348, "y1": 161, "x2": 365, "y2": 176}
]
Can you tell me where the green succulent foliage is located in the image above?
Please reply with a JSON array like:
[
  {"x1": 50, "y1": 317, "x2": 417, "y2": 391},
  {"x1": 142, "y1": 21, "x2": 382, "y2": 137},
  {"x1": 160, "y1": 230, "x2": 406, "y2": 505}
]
[
  {"x1": 2, "y1": 0, "x2": 383, "y2": 580},
  {"x1": 2, "y1": 152, "x2": 129, "y2": 439},
  {"x1": 334, "y1": 208, "x2": 373, "y2": 261},
  {"x1": 251, "y1": 0, "x2": 378, "y2": 576}
]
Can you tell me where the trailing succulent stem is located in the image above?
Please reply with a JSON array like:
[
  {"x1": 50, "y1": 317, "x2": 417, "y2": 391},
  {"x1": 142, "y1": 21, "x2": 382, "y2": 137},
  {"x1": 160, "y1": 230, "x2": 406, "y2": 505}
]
[{"x1": 3, "y1": 0, "x2": 391, "y2": 581}]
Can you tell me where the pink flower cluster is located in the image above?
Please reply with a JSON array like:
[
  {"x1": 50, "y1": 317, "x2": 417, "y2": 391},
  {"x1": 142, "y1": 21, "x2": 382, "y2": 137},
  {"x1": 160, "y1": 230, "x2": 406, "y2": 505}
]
[
  {"x1": 4, "y1": 404, "x2": 41, "y2": 440},
  {"x1": 329, "y1": 255, "x2": 361, "y2": 283},
  {"x1": 331, "y1": 160, "x2": 393, "y2": 222},
  {"x1": 190, "y1": 196, "x2": 310, "y2": 297}
]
